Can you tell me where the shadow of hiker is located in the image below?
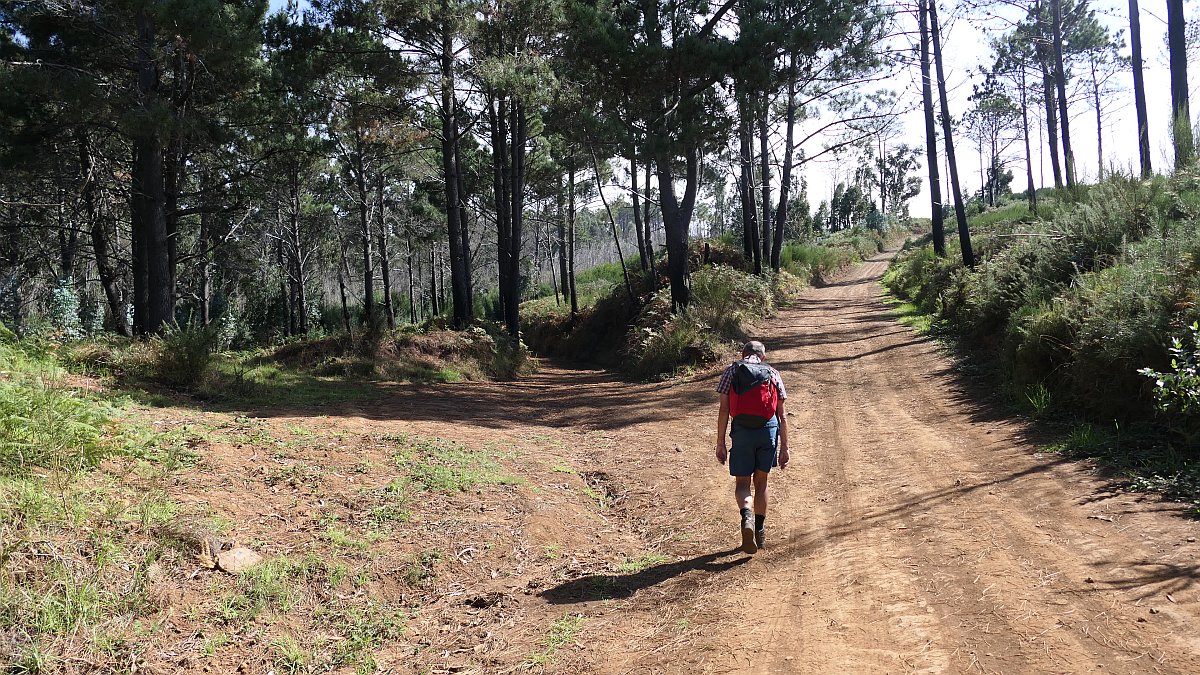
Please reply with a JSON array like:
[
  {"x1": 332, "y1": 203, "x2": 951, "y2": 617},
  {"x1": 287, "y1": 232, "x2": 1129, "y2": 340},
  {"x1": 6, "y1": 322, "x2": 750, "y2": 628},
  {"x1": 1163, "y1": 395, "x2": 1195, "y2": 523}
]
[{"x1": 540, "y1": 548, "x2": 750, "y2": 604}]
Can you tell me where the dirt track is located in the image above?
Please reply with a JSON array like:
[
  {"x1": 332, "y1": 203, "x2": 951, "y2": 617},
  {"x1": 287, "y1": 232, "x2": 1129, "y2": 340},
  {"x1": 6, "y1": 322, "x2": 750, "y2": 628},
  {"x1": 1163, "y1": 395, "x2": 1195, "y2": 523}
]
[{"x1": 181, "y1": 251, "x2": 1200, "y2": 673}]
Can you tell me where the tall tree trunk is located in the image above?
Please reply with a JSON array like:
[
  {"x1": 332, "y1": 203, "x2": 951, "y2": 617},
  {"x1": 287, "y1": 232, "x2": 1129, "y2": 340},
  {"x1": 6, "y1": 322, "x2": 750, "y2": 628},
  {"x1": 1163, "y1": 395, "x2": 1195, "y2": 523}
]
[
  {"x1": 406, "y1": 232, "x2": 417, "y2": 324},
  {"x1": 376, "y1": 175, "x2": 395, "y2": 329},
  {"x1": 1039, "y1": 58, "x2": 1064, "y2": 189},
  {"x1": 759, "y1": 96, "x2": 772, "y2": 269},
  {"x1": 919, "y1": 0, "x2": 946, "y2": 257},
  {"x1": 429, "y1": 249, "x2": 439, "y2": 317},
  {"x1": 503, "y1": 102, "x2": 528, "y2": 337},
  {"x1": 1019, "y1": 66, "x2": 1038, "y2": 215},
  {"x1": 1091, "y1": 59, "x2": 1104, "y2": 179},
  {"x1": 567, "y1": 159, "x2": 579, "y2": 315},
  {"x1": 630, "y1": 150, "x2": 649, "y2": 271},
  {"x1": 930, "y1": 0, "x2": 974, "y2": 267},
  {"x1": 337, "y1": 227, "x2": 353, "y2": 334},
  {"x1": 592, "y1": 150, "x2": 635, "y2": 302},
  {"x1": 1168, "y1": 0, "x2": 1193, "y2": 169},
  {"x1": 455, "y1": 138, "x2": 473, "y2": 304},
  {"x1": 1050, "y1": 0, "x2": 1077, "y2": 187},
  {"x1": 198, "y1": 204, "x2": 211, "y2": 326},
  {"x1": 1129, "y1": 0, "x2": 1152, "y2": 178},
  {"x1": 80, "y1": 131, "x2": 130, "y2": 336},
  {"x1": 655, "y1": 147, "x2": 699, "y2": 311},
  {"x1": 771, "y1": 56, "x2": 797, "y2": 273},
  {"x1": 490, "y1": 93, "x2": 511, "y2": 324},
  {"x1": 642, "y1": 160, "x2": 655, "y2": 277},
  {"x1": 738, "y1": 91, "x2": 761, "y2": 274},
  {"x1": 556, "y1": 170, "x2": 570, "y2": 301},
  {"x1": 133, "y1": 8, "x2": 172, "y2": 334},
  {"x1": 441, "y1": 10, "x2": 472, "y2": 329},
  {"x1": 354, "y1": 144, "x2": 374, "y2": 326}
]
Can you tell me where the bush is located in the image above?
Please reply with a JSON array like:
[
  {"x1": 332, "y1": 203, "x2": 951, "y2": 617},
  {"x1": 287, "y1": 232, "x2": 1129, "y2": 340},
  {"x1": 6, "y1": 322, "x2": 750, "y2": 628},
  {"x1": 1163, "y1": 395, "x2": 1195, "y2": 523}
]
[
  {"x1": 885, "y1": 171, "x2": 1200, "y2": 426},
  {"x1": 149, "y1": 322, "x2": 220, "y2": 388}
]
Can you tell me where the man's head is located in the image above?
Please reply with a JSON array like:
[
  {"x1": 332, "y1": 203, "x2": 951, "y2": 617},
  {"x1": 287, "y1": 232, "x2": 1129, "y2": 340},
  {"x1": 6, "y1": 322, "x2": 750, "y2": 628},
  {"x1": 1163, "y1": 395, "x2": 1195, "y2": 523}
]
[{"x1": 742, "y1": 341, "x2": 766, "y2": 359}]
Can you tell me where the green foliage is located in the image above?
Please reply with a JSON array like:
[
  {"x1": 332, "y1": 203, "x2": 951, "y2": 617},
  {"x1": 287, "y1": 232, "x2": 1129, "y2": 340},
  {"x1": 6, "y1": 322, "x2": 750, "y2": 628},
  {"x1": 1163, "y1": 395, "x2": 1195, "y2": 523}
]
[
  {"x1": 1140, "y1": 323, "x2": 1200, "y2": 430},
  {"x1": 0, "y1": 340, "x2": 114, "y2": 474},
  {"x1": 149, "y1": 322, "x2": 220, "y2": 389}
]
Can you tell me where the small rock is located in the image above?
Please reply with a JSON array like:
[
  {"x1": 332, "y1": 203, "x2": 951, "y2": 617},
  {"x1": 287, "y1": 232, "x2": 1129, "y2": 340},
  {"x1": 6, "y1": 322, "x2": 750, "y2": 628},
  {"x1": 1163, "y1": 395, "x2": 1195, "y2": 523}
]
[
  {"x1": 1188, "y1": 537, "x2": 1196, "y2": 543},
  {"x1": 217, "y1": 547, "x2": 264, "y2": 574},
  {"x1": 1084, "y1": 576, "x2": 1095, "y2": 583},
  {"x1": 1149, "y1": 607, "x2": 1160, "y2": 615}
]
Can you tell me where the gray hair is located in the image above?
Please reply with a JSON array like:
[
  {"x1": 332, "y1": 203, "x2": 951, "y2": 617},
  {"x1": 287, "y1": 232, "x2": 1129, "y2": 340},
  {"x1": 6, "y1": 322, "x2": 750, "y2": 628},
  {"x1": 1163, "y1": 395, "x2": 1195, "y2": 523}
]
[{"x1": 741, "y1": 340, "x2": 766, "y2": 358}]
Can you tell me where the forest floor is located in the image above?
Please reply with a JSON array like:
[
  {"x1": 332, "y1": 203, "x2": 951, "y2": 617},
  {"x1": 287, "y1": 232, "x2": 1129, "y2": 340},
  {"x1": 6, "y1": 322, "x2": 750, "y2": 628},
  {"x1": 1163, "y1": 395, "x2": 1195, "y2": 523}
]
[{"x1": 92, "y1": 251, "x2": 1200, "y2": 674}]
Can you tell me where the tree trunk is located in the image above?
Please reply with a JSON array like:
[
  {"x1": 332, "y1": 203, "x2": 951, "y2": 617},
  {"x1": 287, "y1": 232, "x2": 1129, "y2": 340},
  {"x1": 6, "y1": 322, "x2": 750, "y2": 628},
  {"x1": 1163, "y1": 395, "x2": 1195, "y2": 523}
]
[
  {"x1": 133, "y1": 8, "x2": 172, "y2": 334},
  {"x1": 738, "y1": 91, "x2": 761, "y2": 274},
  {"x1": 441, "y1": 10, "x2": 472, "y2": 329},
  {"x1": 1129, "y1": 0, "x2": 1152, "y2": 178},
  {"x1": 930, "y1": 0, "x2": 974, "y2": 267},
  {"x1": 1091, "y1": 59, "x2": 1104, "y2": 179},
  {"x1": 771, "y1": 56, "x2": 797, "y2": 273},
  {"x1": 630, "y1": 150, "x2": 649, "y2": 271},
  {"x1": 376, "y1": 175, "x2": 395, "y2": 329},
  {"x1": 337, "y1": 228, "x2": 353, "y2": 334},
  {"x1": 354, "y1": 140, "x2": 374, "y2": 326},
  {"x1": 759, "y1": 96, "x2": 772, "y2": 269},
  {"x1": 1039, "y1": 58, "x2": 1064, "y2": 189},
  {"x1": 1050, "y1": 0, "x2": 1077, "y2": 187},
  {"x1": 1168, "y1": 0, "x2": 1193, "y2": 169},
  {"x1": 504, "y1": 102, "x2": 527, "y2": 337},
  {"x1": 1020, "y1": 66, "x2": 1038, "y2": 215},
  {"x1": 80, "y1": 131, "x2": 131, "y2": 336},
  {"x1": 406, "y1": 232, "x2": 417, "y2": 324},
  {"x1": 919, "y1": 0, "x2": 946, "y2": 257},
  {"x1": 656, "y1": 147, "x2": 698, "y2": 311},
  {"x1": 592, "y1": 150, "x2": 635, "y2": 303},
  {"x1": 567, "y1": 159, "x2": 579, "y2": 315},
  {"x1": 429, "y1": 248, "x2": 439, "y2": 317}
]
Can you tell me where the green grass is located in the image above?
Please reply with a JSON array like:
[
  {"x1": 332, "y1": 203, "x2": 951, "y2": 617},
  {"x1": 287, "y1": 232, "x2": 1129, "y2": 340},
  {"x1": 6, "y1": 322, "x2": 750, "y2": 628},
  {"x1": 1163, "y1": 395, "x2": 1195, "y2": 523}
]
[
  {"x1": 615, "y1": 553, "x2": 671, "y2": 573},
  {"x1": 525, "y1": 613, "x2": 585, "y2": 668},
  {"x1": 391, "y1": 433, "x2": 520, "y2": 494}
]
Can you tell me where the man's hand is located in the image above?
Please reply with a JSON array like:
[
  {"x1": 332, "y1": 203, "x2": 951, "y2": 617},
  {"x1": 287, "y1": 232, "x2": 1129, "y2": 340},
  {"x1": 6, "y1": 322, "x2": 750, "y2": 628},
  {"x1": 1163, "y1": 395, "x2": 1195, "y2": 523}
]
[
  {"x1": 778, "y1": 446, "x2": 791, "y2": 470},
  {"x1": 715, "y1": 439, "x2": 728, "y2": 465}
]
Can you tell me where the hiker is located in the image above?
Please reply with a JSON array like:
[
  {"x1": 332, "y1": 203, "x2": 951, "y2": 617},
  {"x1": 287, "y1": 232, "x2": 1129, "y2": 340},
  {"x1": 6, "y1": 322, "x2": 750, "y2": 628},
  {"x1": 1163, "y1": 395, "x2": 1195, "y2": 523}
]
[{"x1": 715, "y1": 340, "x2": 789, "y2": 554}]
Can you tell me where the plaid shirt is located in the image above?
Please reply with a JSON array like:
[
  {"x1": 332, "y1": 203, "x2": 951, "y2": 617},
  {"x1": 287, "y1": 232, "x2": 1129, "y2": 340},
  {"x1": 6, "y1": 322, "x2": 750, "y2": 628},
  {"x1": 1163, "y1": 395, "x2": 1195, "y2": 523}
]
[{"x1": 716, "y1": 355, "x2": 788, "y2": 400}]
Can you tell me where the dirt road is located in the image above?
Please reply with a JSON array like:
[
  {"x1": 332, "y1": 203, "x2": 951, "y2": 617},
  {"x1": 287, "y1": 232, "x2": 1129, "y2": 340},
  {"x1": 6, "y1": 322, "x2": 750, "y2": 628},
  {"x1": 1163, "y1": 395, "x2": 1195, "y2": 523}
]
[
  {"x1": 560, "y1": 252, "x2": 1200, "y2": 674},
  {"x1": 177, "y1": 252, "x2": 1200, "y2": 673}
]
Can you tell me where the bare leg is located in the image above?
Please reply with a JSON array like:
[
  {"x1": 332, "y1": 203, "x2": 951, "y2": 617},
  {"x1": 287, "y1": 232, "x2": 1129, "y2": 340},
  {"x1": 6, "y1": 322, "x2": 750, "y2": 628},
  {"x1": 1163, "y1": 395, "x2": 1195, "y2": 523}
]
[
  {"x1": 735, "y1": 476, "x2": 752, "y2": 511},
  {"x1": 753, "y1": 470, "x2": 769, "y2": 516}
]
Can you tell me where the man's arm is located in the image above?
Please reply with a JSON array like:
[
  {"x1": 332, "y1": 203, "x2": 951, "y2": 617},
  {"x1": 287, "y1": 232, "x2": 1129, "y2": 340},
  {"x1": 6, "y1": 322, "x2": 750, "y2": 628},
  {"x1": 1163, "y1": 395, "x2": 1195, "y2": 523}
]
[
  {"x1": 716, "y1": 393, "x2": 730, "y2": 465},
  {"x1": 776, "y1": 398, "x2": 790, "y2": 469}
]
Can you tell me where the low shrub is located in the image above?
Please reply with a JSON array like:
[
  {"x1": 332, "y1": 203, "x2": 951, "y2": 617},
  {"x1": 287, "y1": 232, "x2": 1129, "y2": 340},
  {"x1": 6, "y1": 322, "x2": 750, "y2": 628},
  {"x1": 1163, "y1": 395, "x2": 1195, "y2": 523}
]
[{"x1": 149, "y1": 322, "x2": 220, "y2": 388}]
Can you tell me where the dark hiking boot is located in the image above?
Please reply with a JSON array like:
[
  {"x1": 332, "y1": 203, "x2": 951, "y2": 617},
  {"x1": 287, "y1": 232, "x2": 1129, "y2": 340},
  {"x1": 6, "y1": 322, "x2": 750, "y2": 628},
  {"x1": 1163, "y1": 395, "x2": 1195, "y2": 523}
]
[
  {"x1": 755, "y1": 528, "x2": 765, "y2": 550},
  {"x1": 740, "y1": 510, "x2": 758, "y2": 554}
]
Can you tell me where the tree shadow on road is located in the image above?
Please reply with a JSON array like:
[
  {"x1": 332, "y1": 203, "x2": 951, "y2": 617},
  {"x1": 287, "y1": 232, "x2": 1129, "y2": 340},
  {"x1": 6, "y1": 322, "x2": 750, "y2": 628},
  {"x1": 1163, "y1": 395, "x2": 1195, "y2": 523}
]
[{"x1": 540, "y1": 548, "x2": 749, "y2": 604}]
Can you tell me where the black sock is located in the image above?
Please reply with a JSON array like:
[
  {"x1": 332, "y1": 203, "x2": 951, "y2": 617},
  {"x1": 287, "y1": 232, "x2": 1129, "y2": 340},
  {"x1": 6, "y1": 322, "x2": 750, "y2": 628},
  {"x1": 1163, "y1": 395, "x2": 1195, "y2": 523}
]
[
  {"x1": 740, "y1": 507, "x2": 751, "y2": 521},
  {"x1": 755, "y1": 514, "x2": 765, "y2": 530}
]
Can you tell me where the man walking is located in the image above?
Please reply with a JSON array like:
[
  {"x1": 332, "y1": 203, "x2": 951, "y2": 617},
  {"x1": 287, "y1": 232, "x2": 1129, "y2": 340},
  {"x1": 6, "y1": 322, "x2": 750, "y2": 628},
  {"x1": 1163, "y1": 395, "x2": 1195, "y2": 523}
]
[{"x1": 715, "y1": 341, "x2": 790, "y2": 554}]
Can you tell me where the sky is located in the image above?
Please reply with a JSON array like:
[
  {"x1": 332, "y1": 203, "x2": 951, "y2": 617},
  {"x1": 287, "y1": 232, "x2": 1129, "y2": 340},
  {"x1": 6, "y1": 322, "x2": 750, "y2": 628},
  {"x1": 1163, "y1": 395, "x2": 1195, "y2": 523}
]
[{"x1": 806, "y1": 0, "x2": 1180, "y2": 218}]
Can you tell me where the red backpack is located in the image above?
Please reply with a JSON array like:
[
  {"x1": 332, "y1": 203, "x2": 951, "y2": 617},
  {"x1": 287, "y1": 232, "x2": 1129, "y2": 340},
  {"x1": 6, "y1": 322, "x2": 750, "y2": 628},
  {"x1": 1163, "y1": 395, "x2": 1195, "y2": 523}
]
[{"x1": 729, "y1": 361, "x2": 780, "y2": 428}]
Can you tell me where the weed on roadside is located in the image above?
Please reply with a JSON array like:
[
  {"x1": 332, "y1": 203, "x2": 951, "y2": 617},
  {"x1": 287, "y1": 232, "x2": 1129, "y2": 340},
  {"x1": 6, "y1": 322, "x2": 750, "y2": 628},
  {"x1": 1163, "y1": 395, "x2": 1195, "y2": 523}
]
[
  {"x1": 525, "y1": 613, "x2": 585, "y2": 668},
  {"x1": 390, "y1": 433, "x2": 520, "y2": 493}
]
